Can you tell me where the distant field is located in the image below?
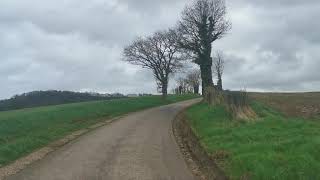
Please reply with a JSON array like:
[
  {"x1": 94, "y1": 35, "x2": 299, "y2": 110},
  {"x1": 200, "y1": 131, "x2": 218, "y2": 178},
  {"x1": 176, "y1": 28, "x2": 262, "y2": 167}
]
[
  {"x1": 0, "y1": 94, "x2": 198, "y2": 166},
  {"x1": 249, "y1": 92, "x2": 320, "y2": 118},
  {"x1": 186, "y1": 98, "x2": 320, "y2": 179}
]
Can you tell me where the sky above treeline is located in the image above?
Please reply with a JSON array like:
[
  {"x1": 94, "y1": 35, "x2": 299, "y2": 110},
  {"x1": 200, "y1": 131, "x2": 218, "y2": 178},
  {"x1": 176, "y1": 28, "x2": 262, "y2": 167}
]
[{"x1": 1, "y1": 0, "x2": 319, "y2": 99}]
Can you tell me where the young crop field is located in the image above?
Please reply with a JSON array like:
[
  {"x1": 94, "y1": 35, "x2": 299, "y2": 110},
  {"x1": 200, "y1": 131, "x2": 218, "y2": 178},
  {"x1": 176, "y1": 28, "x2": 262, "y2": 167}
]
[{"x1": 249, "y1": 92, "x2": 320, "y2": 119}]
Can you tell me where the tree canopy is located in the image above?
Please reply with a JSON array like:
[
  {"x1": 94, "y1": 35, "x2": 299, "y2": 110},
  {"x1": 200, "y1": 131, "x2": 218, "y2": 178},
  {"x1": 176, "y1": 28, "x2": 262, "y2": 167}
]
[{"x1": 123, "y1": 30, "x2": 185, "y2": 97}]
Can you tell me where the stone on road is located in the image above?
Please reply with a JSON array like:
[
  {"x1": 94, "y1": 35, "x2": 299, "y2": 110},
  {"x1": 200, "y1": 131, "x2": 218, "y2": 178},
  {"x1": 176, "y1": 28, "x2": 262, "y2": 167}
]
[{"x1": 7, "y1": 99, "x2": 200, "y2": 180}]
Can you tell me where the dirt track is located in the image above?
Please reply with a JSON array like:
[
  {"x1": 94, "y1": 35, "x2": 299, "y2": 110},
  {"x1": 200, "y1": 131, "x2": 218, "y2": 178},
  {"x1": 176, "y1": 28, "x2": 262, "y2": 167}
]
[{"x1": 6, "y1": 99, "x2": 200, "y2": 180}]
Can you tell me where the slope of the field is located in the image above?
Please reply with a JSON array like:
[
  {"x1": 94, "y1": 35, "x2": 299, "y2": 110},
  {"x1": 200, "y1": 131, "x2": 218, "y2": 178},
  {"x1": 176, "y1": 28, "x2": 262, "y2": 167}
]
[
  {"x1": 185, "y1": 95, "x2": 320, "y2": 179},
  {"x1": 0, "y1": 95, "x2": 198, "y2": 166},
  {"x1": 249, "y1": 92, "x2": 320, "y2": 119}
]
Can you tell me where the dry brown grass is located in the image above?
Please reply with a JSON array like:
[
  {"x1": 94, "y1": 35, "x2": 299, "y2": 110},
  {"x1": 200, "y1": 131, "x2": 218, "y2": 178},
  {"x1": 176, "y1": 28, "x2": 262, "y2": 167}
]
[{"x1": 249, "y1": 92, "x2": 320, "y2": 118}]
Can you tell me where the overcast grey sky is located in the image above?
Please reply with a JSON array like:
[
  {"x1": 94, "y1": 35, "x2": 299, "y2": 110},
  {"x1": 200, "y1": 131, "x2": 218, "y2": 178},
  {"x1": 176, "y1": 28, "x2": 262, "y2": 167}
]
[{"x1": 1, "y1": 0, "x2": 319, "y2": 99}]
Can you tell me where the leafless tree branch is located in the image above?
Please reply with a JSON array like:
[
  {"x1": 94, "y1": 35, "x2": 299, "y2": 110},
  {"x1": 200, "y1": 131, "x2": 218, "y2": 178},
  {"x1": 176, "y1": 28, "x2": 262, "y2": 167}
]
[{"x1": 213, "y1": 50, "x2": 225, "y2": 90}]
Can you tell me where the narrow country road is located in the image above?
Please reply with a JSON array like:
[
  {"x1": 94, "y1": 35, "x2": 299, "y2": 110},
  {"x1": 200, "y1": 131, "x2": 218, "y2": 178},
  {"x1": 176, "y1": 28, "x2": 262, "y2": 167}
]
[{"x1": 7, "y1": 99, "x2": 201, "y2": 180}]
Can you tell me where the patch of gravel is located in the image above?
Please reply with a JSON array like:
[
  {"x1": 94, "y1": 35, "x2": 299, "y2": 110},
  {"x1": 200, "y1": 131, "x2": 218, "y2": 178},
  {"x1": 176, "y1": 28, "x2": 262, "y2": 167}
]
[{"x1": 173, "y1": 124, "x2": 206, "y2": 180}]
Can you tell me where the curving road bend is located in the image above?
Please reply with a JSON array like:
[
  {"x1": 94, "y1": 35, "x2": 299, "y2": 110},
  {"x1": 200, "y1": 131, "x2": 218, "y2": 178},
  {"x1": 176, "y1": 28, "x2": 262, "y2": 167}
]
[{"x1": 7, "y1": 99, "x2": 201, "y2": 180}]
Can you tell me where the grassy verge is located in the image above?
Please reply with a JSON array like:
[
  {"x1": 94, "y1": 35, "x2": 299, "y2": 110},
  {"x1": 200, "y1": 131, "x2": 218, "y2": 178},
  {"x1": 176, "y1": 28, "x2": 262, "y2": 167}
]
[
  {"x1": 0, "y1": 94, "x2": 198, "y2": 166},
  {"x1": 186, "y1": 102, "x2": 320, "y2": 180}
]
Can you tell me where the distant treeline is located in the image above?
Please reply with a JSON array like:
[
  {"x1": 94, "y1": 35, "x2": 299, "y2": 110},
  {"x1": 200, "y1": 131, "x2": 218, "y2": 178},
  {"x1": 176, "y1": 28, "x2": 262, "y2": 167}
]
[{"x1": 0, "y1": 90, "x2": 126, "y2": 112}]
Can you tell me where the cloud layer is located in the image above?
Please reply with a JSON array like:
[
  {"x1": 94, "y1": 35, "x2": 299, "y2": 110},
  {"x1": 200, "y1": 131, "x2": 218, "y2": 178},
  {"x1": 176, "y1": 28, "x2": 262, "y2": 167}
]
[{"x1": 0, "y1": 0, "x2": 319, "y2": 99}]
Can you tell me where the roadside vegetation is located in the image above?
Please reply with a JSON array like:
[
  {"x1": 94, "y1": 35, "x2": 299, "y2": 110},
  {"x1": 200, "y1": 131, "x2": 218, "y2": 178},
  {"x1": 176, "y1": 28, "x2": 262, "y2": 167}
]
[
  {"x1": 163, "y1": 1, "x2": 320, "y2": 179},
  {"x1": 185, "y1": 98, "x2": 320, "y2": 179},
  {"x1": 0, "y1": 94, "x2": 198, "y2": 166}
]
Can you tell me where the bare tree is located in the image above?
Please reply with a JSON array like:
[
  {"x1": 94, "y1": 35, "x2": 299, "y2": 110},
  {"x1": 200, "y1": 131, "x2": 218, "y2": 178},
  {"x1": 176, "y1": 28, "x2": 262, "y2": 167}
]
[
  {"x1": 176, "y1": 0, "x2": 231, "y2": 95},
  {"x1": 213, "y1": 51, "x2": 225, "y2": 91},
  {"x1": 123, "y1": 30, "x2": 184, "y2": 98},
  {"x1": 186, "y1": 69, "x2": 201, "y2": 94},
  {"x1": 176, "y1": 77, "x2": 188, "y2": 94}
]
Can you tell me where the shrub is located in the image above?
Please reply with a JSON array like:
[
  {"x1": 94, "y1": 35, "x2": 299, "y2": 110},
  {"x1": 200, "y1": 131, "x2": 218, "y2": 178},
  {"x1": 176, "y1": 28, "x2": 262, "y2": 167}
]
[
  {"x1": 223, "y1": 90, "x2": 249, "y2": 107},
  {"x1": 203, "y1": 87, "x2": 256, "y2": 121}
]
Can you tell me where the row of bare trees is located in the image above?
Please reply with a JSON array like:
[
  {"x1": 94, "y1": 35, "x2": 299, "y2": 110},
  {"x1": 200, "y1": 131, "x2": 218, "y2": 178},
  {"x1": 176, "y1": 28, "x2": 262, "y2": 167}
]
[
  {"x1": 174, "y1": 69, "x2": 201, "y2": 95},
  {"x1": 123, "y1": 0, "x2": 231, "y2": 98},
  {"x1": 173, "y1": 52, "x2": 225, "y2": 95}
]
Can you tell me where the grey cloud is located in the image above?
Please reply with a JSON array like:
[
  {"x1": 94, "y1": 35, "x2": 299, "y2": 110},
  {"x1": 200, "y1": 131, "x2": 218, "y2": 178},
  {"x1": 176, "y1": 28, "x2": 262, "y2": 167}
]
[
  {"x1": 0, "y1": 0, "x2": 319, "y2": 99},
  {"x1": 213, "y1": 0, "x2": 320, "y2": 92},
  {"x1": 232, "y1": 0, "x2": 320, "y2": 8}
]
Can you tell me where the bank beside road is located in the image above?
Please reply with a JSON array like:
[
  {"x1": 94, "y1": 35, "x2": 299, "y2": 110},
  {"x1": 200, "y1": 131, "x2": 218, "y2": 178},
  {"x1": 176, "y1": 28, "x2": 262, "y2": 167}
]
[{"x1": 183, "y1": 101, "x2": 320, "y2": 180}]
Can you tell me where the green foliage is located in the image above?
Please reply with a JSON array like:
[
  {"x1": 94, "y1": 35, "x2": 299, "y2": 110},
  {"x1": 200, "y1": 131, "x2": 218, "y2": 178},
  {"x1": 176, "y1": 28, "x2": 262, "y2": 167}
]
[
  {"x1": 186, "y1": 102, "x2": 320, "y2": 180},
  {"x1": 0, "y1": 94, "x2": 198, "y2": 166}
]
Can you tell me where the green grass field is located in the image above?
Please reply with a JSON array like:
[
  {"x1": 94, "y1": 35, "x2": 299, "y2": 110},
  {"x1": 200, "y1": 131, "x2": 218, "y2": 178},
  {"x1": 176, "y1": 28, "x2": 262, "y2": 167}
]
[
  {"x1": 0, "y1": 94, "x2": 198, "y2": 166},
  {"x1": 186, "y1": 101, "x2": 320, "y2": 180}
]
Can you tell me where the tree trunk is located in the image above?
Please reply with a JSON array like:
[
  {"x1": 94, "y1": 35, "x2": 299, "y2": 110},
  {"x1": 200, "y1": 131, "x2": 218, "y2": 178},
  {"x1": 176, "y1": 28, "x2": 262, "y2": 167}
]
[
  {"x1": 197, "y1": 43, "x2": 214, "y2": 96},
  {"x1": 179, "y1": 86, "x2": 182, "y2": 95},
  {"x1": 161, "y1": 80, "x2": 168, "y2": 99},
  {"x1": 193, "y1": 85, "x2": 199, "y2": 94},
  {"x1": 200, "y1": 63, "x2": 214, "y2": 96},
  {"x1": 217, "y1": 74, "x2": 222, "y2": 91}
]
